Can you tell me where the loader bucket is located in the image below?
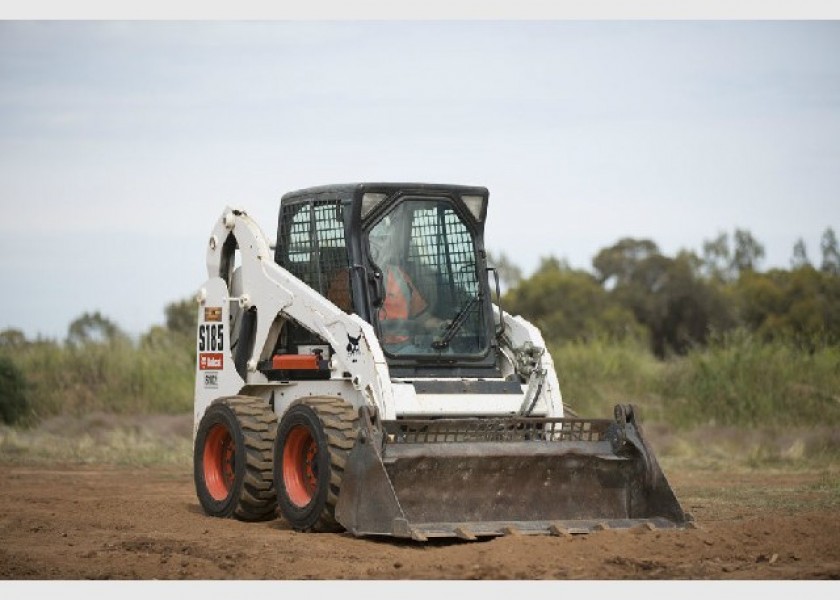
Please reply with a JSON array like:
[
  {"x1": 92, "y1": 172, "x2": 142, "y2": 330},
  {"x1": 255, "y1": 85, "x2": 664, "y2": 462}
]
[{"x1": 335, "y1": 404, "x2": 689, "y2": 540}]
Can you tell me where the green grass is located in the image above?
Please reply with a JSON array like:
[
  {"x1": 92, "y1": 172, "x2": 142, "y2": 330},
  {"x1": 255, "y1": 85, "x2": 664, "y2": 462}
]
[
  {"x1": 652, "y1": 424, "x2": 840, "y2": 471},
  {"x1": 549, "y1": 336, "x2": 667, "y2": 420},
  {"x1": 1, "y1": 334, "x2": 194, "y2": 425},
  {"x1": 660, "y1": 330, "x2": 840, "y2": 428},
  {"x1": 2, "y1": 326, "x2": 839, "y2": 476},
  {"x1": 0, "y1": 414, "x2": 193, "y2": 467},
  {"x1": 677, "y1": 469, "x2": 840, "y2": 513},
  {"x1": 549, "y1": 331, "x2": 840, "y2": 429}
]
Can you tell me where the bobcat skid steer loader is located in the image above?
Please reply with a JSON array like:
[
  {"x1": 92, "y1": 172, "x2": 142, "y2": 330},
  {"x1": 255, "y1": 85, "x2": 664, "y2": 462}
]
[{"x1": 192, "y1": 183, "x2": 689, "y2": 540}]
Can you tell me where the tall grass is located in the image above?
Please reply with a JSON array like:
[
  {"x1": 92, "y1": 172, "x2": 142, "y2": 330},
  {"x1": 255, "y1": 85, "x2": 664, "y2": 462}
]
[
  {"x1": 661, "y1": 330, "x2": 840, "y2": 428},
  {"x1": 1, "y1": 334, "x2": 194, "y2": 425},
  {"x1": 3, "y1": 327, "x2": 839, "y2": 432},
  {"x1": 0, "y1": 417, "x2": 193, "y2": 466},
  {"x1": 549, "y1": 331, "x2": 840, "y2": 428},
  {"x1": 550, "y1": 336, "x2": 666, "y2": 420}
]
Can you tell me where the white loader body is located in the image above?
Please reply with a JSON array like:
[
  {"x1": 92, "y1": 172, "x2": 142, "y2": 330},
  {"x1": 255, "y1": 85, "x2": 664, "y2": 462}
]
[
  {"x1": 193, "y1": 206, "x2": 563, "y2": 434},
  {"x1": 191, "y1": 183, "x2": 687, "y2": 540}
]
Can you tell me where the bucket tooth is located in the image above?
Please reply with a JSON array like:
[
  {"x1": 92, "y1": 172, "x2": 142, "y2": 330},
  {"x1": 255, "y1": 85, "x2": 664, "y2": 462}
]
[
  {"x1": 501, "y1": 525, "x2": 522, "y2": 536},
  {"x1": 454, "y1": 526, "x2": 477, "y2": 541},
  {"x1": 411, "y1": 530, "x2": 428, "y2": 542},
  {"x1": 593, "y1": 522, "x2": 611, "y2": 532},
  {"x1": 549, "y1": 523, "x2": 571, "y2": 538},
  {"x1": 392, "y1": 518, "x2": 428, "y2": 541}
]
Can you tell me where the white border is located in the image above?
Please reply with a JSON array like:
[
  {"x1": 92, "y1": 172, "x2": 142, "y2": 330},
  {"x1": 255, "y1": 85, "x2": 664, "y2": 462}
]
[{"x1": 2, "y1": 1, "x2": 840, "y2": 20}]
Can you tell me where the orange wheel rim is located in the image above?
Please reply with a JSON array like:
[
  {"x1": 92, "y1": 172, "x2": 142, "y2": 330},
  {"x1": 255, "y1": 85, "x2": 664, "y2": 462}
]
[
  {"x1": 283, "y1": 425, "x2": 318, "y2": 507},
  {"x1": 204, "y1": 423, "x2": 235, "y2": 501}
]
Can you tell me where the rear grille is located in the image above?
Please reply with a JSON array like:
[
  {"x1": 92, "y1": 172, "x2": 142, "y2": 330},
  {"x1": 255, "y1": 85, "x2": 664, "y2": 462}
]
[{"x1": 384, "y1": 417, "x2": 612, "y2": 444}]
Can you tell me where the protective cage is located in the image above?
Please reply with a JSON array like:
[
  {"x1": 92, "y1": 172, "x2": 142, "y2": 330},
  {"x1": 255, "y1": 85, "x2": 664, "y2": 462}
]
[
  {"x1": 275, "y1": 198, "x2": 352, "y2": 311},
  {"x1": 385, "y1": 415, "x2": 609, "y2": 444}
]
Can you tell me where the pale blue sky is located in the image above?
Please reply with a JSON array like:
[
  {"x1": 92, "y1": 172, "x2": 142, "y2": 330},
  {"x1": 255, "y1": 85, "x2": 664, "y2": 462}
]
[{"x1": 1, "y1": 20, "x2": 839, "y2": 339}]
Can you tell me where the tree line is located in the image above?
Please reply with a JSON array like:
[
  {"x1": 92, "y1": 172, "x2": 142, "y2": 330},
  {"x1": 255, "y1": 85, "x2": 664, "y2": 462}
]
[
  {"x1": 497, "y1": 226, "x2": 840, "y2": 357},
  {"x1": 0, "y1": 300, "x2": 197, "y2": 425},
  {"x1": 1, "y1": 226, "x2": 838, "y2": 426}
]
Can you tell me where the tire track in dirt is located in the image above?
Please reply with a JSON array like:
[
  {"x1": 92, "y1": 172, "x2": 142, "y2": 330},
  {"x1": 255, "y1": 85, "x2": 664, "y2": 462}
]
[{"x1": 1, "y1": 464, "x2": 838, "y2": 580}]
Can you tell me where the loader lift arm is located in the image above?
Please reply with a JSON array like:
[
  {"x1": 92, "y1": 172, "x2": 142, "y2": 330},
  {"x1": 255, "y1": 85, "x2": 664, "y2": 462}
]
[{"x1": 195, "y1": 207, "x2": 396, "y2": 423}]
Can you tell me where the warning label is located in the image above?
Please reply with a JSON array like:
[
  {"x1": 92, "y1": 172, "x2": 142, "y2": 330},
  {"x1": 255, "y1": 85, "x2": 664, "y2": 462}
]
[
  {"x1": 203, "y1": 372, "x2": 219, "y2": 388},
  {"x1": 204, "y1": 306, "x2": 222, "y2": 322}
]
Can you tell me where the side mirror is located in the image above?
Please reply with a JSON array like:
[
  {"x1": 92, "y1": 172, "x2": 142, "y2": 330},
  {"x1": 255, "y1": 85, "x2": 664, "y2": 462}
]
[
  {"x1": 487, "y1": 266, "x2": 505, "y2": 337},
  {"x1": 371, "y1": 268, "x2": 385, "y2": 308}
]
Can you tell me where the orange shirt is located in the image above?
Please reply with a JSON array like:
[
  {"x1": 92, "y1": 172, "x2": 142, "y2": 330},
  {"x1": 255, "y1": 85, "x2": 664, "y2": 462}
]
[{"x1": 379, "y1": 266, "x2": 427, "y2": 343}]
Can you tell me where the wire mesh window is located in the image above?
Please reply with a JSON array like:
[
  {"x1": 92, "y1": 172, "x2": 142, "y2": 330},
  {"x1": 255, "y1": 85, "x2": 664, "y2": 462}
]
[
  {"x1": 277, "y1": 200, "x2": 352, "y2": 311},
  {"x1": 408, "y1": 205, "x2": 480, "y2": 302},
  {"x1": 369, "y1": 198, "x2": 486, "y2": 357}
]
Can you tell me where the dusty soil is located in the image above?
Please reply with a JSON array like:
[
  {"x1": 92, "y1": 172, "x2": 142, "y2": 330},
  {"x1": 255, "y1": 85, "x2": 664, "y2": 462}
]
[{"x1": 1, "y1": 462, "x2": 838, "y2": 580}]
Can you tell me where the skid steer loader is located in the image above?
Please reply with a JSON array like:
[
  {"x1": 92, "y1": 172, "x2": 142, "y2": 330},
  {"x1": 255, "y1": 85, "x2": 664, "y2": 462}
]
[{"x1": 192, "y1": 182, "x2": 689, "y2": 540}]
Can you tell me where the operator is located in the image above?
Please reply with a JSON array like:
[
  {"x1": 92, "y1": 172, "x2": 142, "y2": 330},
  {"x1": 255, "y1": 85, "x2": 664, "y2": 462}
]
[{"x1": 368, "y1": 212, "x2": 444, "y2": 353}]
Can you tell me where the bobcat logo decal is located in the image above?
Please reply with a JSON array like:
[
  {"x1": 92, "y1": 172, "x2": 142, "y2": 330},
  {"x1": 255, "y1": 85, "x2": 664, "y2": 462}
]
[{"x1": 346, "y1": 332, "x2": 362, "y2": 361}]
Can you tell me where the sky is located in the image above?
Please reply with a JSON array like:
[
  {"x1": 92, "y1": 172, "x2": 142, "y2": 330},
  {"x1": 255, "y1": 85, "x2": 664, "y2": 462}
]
[{"x1": 1, "y1": 18, "x2": 839, "y2": 340}]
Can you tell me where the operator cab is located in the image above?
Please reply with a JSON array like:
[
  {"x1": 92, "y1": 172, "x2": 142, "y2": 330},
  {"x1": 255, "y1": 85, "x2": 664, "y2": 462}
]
[{"x1": 274, "y1": 183, "x2": 502, "y2": 378}]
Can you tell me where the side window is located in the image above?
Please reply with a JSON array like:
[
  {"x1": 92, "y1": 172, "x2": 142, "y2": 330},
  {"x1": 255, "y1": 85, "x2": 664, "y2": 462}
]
[
  {"x1": 408, "y1": 204, "x2": 478, "y2": 298},
  {"x1": 314, "y1": 202, "x2": 352, "y2": 311},
  {"x1": 286, "y1": 203, "x2": 313, "y2": 267},
  {"x1": 277, "y1": 200, "x2": 351, "y2": 310},
  {"x1": 370, "y1": 198, "x2": 486, "y2": 357},
  {"x1": 408, "y1": 207, "x2": 438, "y2": 270},
  {"x1": 443, "y1": 208, "x2": 478, "y2": 296}
]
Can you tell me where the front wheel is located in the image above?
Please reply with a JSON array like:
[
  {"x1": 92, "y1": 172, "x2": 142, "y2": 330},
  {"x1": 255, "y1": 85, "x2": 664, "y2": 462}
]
[
  {"x1": 194, "y1": 396, "x2": 277, "y2": 521},
  {"x1": 274, "y1": 397, "x2": 358, "y2": 532}
]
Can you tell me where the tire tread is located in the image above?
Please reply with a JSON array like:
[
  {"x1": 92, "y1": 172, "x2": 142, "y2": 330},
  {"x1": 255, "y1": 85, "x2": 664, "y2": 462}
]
[
  {"x1": 283, "y1": 396, "x2": 358, "y2": 533},
  {"x1": 212, "y1": 395, "x2": 277, "y2": 522}
]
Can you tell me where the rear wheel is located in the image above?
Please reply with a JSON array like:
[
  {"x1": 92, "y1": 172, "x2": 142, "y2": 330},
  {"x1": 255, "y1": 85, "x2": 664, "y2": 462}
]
[
  {"x1": 274, "y1": 397, "x2": 358, "y2": 532},
  {"x1": 194, "y1": 396, "x2": 277, "y2": 521}
]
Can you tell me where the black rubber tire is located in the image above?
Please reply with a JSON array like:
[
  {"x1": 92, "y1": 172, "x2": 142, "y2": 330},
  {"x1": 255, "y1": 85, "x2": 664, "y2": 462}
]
[
  {"x1": 274, "y1": 397, "x2": 358, "y2": 532},
  {"x1": 194, "y1": 395, "x2": 277, "y2": 521}
]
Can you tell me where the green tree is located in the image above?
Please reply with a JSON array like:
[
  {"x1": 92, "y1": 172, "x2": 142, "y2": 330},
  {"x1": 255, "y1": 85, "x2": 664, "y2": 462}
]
[
  {"x1": 164, "y1": 297, "x2": 198, "y2": 336},
  {"x1": 592, "y1": 238, "x2": 660, "y2": 288},
  {"x1": 140, "y1": 298, "x2": 198, "y2": 359},
  {"x1": 504, "y1": 256, "x2": 641, "y2": 344},
  {"x1": 655, "y1": 251, "x2": 736, "y2": 355},
  {"x1": 0, "y1": 355, "x2": 29, "y2": 425},
  {"x1": 736, "y1": 266, "x2": 840, "y2": 346},
  {"x1": 731, "y1": 228, "x2": 765, "y2": 275},
  {"x1": 66, "y1": 311, "x2": 128, "y2": 347},
  {"x1": 0, "y1": 328, "x2": 27, "y2": 349},
  {"x1": 595, "y1": 240, "x2": 735, "y2": 357},
  {"x1": 791, "y1": 237, "x2": 810, "y2": 269},
  {"x1": 702, "y1": 231, "x2": 732, "y2": 281},
  {"x1": 820, "y1": 227, "x2": 840, "y2": 275}
]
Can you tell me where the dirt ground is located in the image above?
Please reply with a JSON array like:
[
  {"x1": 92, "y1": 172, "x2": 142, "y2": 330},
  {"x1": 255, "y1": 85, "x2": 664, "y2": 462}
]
[{"x1": 1, "y1": 462, "x2": 838, "y2": 581}]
